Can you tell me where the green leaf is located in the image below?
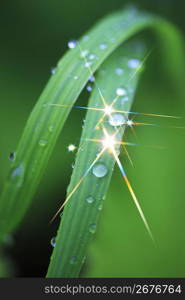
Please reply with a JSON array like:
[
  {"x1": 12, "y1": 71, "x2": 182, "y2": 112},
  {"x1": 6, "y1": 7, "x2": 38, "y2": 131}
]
[
  {"x1": 0, "y1": 7, "x2": 184, "y2": 279},
  {"x1": 46, "y1": 40, "x2": 146, "y2": 277}
]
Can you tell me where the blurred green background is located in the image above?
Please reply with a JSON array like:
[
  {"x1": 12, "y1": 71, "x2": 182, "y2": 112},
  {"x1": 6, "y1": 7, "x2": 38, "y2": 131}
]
[{"x1": 0, "y1": 0, "x2": 185, "y2": 277}]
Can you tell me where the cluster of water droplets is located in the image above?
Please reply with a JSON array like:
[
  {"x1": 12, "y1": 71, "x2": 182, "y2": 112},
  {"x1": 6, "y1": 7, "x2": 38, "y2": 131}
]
[
  {"x1": 86, "y1": 85, "x2": 92, "y2": 92},
  {"x1": 60, "y1": 37, "x2": 139, "y2": 257}
]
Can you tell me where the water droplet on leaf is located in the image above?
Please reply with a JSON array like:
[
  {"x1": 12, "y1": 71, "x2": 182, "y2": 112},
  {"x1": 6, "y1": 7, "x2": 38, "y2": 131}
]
[
  {"x1": 98, "y1": 203, "x2": 103, "y2": 211},
  {"x1": 83, "y1": 35, "x2": 89, "y2": 41},
  {"x1": 92, "y1": 163, "x2": 108, "y2": 178},
  {"x1": 128, "y1": 58, "x2": 141, "y2": 69},
  {"x1": 48, "y1": 125, "x2": 54, "y2": 133},
  {"x1": 70, "y1": 256, "x2": 78, "y2": 264},
  {"x1": 109, "y1": 113, "x2": 125, "y2": 126},
  {"x1": 9, "y1": 152, "x2": 15, "y2": 161},
  {"x1": 86, "y1": 85, "x2": 92, "y2": 92},
  {"x1": 115, "y1": 68, "x2": 124, "y2": 76},
  {"x1": 84, "y1": 61, "x2": 92, "y2": 68},
  {"x1": 82, "y1": 256, "x2": 86, "y2": 264},
  {"x1": 39, "y1": 139, "x2": 48, "y2": 147},
  {"x1": 116, "y1": 88, "x2": 127, "y2": 96},
  {"x1": 50, "y1": 237, "x2": 56, "y2": 247},
  {"x1": 10, "y1": 163, "x2": 25, "y2": 188},
  {"x1": 68, "y1": 40, "x2": 77, "y2": 49},
  {"x1": 99, "y1": 43, "x2": 107, "y2": 50},
  {"x1": 120, "y1": 96, "x2": 129, "y2": 105},
  {"x1": 89, "y1": 54, "x2": 96, "y2": 60},
  {"x1": 89, "y1": 224, "x2": 96, "y2": 234},
  {"x1": 127, "y1": 119, "x2": 134, "y2": 127},
  {"x1": 51, "y1": 67, "x2": 57, "y2": 75},
  {"x1": 80, "y1": 50, "x2": 89, "y2": 58},
  {"x1": 11, "y1": 164, "x2": 23, "y2": 178},
  {"x1": 86, "y1": 196, "x2": 95, "y2": 204}
]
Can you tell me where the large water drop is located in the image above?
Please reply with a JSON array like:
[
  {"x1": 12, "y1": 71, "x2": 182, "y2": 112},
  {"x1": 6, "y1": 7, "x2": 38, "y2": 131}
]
[{"x1": 92, "y1": 163, "x2": 108, "y2": 178}]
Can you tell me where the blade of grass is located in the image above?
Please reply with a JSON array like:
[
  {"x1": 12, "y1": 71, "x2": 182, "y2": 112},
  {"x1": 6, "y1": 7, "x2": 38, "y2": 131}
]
[
  {"x1": 0, "y1": 6, "x2": 184, "y2": 240},
  {"x1": 46, "y1": 41, "x2": 147, "y2": 277}
]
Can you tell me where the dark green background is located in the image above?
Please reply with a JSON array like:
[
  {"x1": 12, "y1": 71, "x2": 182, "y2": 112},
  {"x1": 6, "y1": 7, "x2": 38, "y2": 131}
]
[{"x1": 0, "y1": 0, "x2": 185, "y2": 277}]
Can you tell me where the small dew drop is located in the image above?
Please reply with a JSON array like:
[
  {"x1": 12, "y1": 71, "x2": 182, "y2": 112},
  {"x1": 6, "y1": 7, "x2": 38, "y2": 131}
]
[
  {"x1": 128, "y1": 58, "x2": 141, "y2": 69},
  {"x1": 98, "y1": 203, "x2": 103, "y2": 211},
  {"x1": 80, "y1": 50, "x2": 89, "y2": 58},
  {"x1": 110, "y1": 37, "x2": 116, "y2": 43},
  {"x1": 70, "y1": 256, "x2": 78, "y2": 264},
  {"x1": 48, "y1": 125, "x2": 54, "y2": 133},
  {"x1": 116, "y1": 88, "x2": 127, "y2": 96},
  {"x1": 99, "y1": 43, "x2": 107, "y2": 50},
  {"x1": 127, "y1": 119, "x2": 134, "y2": 127},
  {"x1": 51, "y1": 67, "x2": 57, "y2": 75},
  {"x1": 82, "y1": 256, "x2": 86, "y2": 265},
  {"x1": 115, "y1": 68, "x2": 124, "y2": 76},
  {"x1": 50, "y1": 237, "x2": 56, "y2": 247},
  {"x1": 92, "y1": 163, "x2": 108, "y2": 178},
  {"x1": 74, "y1": 75, "x2": 79, "y2": 80},
  {"x1": 89, "y1": 224, "x2": 97, "y2": 234},
  {"x1": 89, "y1": 54, "x2": 96, "y2": 60},
  {"x1": 10, "y1": 163, "x2": 25, "y2": 188},
  {"x1": 109, "y1": 113, "x2": 125, "y2": 126},
  {"x1": 116, "y1": 149, "x2": 121, "y2": 156},
  {"x1": 11, "y1": 164, "x2": 24, "y2": 178},
  {"x1": 86, "y1": 85, "x2": 92, "y2": 92},
  {"x1": 89, "y1": 75, "x2": 95, "y2": 82},
  {"x1": 86, "y1": 196, "x2": 95, "y2": 204},
  {"x1": 120, "y1": 96, "x2": 129, "y2": 105},
  {"x1": 39, "y1": 139, "x2": 48, "y2": 147},
  {"x1": 83, "y1": 35, "x2": 89, "y2": 41},
  {"x1": 9, "y1": 152, "x2": 15, "y2": 161},
  {"x1": 68, "y1": 40, "x2": 77, "y2": 49},
  {"x1": 68, "y1": 144, "x2": 76, "y2": 152},
  {"x1": 84, "y1": 61, "x2": 92, "y2": 68}
]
